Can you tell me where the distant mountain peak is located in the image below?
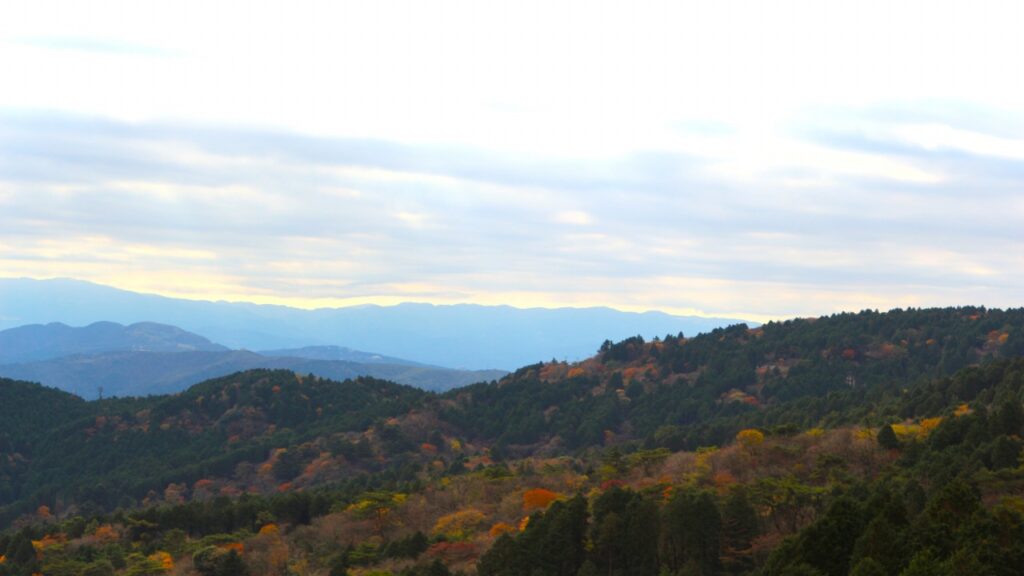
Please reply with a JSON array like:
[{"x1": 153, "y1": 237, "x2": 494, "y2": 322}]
[{"x1": 0, "y1": 320, "x2": 228, "y2": 364}]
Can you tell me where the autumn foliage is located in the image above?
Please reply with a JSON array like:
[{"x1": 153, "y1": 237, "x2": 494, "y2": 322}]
[
  {"x1": 736, "y1": 428, "x2": 765, "y2": 449},
  {"x1": 149, "y1": 551, "x2": 174, "y2": 570},
  {"x1": 219, "y1": 542, "x2": 245, "y2": 554},
  {"x1": 432, "y1": 508, "x2": 487, "y2": 540},
  {"x1": 93, "y1": 525, "x2": 119, "y2": 543},
  {"x1": 522, "y1": 488, "x2": 560, "y2": 511},
  {"x1": 489, "y1": 522, "x2": 516, "y2": 537}
]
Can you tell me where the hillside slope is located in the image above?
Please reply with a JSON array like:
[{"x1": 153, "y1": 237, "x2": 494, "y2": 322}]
[
  {"x1": 5, "y1": 357, "x2": 1024, "y2": 576},
  {"x1": 1, "y1": 306, "x2": 1023, "y2": 576},
  {"x1": 0, "y1": 370, "x2": 429, "y2": 525},
  {"x1": 0, "y1": 306, "x2": 1020, "y2": 522},
  {"x1": 441, "y1": 306, "x2": 1024, "y2": 451}
]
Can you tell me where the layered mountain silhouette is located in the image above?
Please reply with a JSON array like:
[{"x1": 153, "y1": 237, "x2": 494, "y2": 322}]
[
  {"x1": 0, "y1": 278, "x2": 751, "y2": 369},
  {"x1": 0, "y1": 322, "x2": 504, "y2": 396},
  {"x1": 0, "y1": 320, "x2": 227, "y2": 363}
]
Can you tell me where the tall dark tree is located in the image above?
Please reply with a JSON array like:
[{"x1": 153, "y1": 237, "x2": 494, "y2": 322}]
[
  {"x1": 721, "y1": 488, "x2": 759, "y2": 574},
  {"x1": 877, "y1": 424, "x2": 900, "y2": 450},
  {"x1": 660, "y1": 488, "x2": 721, "y2": 575}
]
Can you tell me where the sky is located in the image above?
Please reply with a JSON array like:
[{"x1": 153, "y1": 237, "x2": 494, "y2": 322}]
[{"x1": 1, "y1": 0, "x2": 1023, "y2": 322}]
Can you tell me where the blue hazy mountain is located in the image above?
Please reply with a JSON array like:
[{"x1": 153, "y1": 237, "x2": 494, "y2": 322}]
[
  {"x1": 0, "y1": 321, "x2": 504, "y2": 395},
  {"x1": 258, "y1": 345, "x2": 424, "y2": 366},
  {"x1": 0, "y1": 278, "x2": 753, "y2": 370},
  {"x1": 0, "y1": 350, "x2": 506, "y2": 397},
  {"x1": 0, "y1": 320, "x2": 228, "y2": 363}
]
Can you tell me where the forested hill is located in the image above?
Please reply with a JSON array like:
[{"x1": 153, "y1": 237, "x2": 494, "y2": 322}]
[
  {"x1": 1, "y1": 306, "x2": 1024, "y2": 575},
  {"x1": 442, "y1": 306, "x2": 1024, "y2": 451},
  {"x1": 0, "y1": 371, "x2": 430, "y2": 526},
  {"x1": 2, "y1": 306, "x2": 1023, "y2": 524}
]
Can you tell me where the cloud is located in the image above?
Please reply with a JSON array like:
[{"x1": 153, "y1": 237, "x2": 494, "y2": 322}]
[
  {"x1": 2, "y1": 107, "x2": 1023, "y2": 319},
  {"x1": 15, "y1": 36, "x2": 177, "y2": 57},
  {"x1": 555, "y1": 211, "x2": 594, "y2": 226}
]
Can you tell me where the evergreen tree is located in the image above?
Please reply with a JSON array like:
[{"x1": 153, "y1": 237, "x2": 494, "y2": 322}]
[
  {"x1": 877, "y1": 425, "x2": 899, "y2": 450},
  {"x1": 660, "y1": 488, "x2": 721, "y2": 575}
]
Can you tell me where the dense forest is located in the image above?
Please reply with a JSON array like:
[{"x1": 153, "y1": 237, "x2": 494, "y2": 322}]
[{"x1": 2, "y1": 306, "x2": 1024, "y2": 575}]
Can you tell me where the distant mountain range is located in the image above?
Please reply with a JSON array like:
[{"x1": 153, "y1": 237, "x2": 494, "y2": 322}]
[
  {"x1": 0, "y1": 322, "x2": 504, "y2": 397},
  {"x1": 0, "y1": 320, "x2": 227, "y2": 363},
  {"x1": 258, "y1": 345, "x2": 423, "y2": 366},
  {"x1": 0, "y1": 278, "x2": 753, "y2": 370},
  {"x1": 0, "y1": 350, "x2": 506, "y2": 397}
]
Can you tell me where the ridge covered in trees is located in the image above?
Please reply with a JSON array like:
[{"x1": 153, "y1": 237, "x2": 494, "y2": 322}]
[{"x1": 1, "y1": 306, "x2": 1023, "y2": 575}]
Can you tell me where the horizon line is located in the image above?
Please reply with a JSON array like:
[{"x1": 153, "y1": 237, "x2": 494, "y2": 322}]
[{"x1": 0, "y1": 275, "x2": 765, "y2": 323}]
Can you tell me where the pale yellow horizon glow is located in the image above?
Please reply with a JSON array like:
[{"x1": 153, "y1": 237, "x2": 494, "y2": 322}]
[
  {"x1": 3, "y1": 270, "x2": 996, "y2": 329},
  {"x1": 0, "y1": 272, "x2": 778, "y2": 323}
]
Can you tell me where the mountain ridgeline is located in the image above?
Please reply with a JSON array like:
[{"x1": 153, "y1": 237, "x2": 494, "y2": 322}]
[
  {"x1": 0, "y1": 322, "x2": 506, "y2": 396},
  {"x1": 0, "y1": 278, "x2": 751, "y2": 369},
  {"x1": 444, "y1": 306, "x2": 1024, "y2": 451},
  {"x1": 0, "y1": 321, "x2": 227, "y2": 364},
  {"x1": 1, "y1": 306, "x2": 1024, "y2": 576},
  {"x1": 0, "y1": 350, "x2": 507, "y2": 397}
]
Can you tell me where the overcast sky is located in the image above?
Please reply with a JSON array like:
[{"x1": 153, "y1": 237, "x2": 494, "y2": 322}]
[{"x1": 2, "y1": 0, "x2": 1023, "y2": 321}]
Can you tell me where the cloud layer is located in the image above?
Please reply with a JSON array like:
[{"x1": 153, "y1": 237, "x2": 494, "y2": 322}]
[
  {"x1": 2, "y1": 2, "x2": 1023, "y2": 320},
  {"x1": 3, "y1": 107, "x2": 1023, "y2": 320}
]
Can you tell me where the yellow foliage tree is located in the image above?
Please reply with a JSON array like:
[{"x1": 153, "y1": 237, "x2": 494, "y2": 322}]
[
  {"x1": 433, "y1": 508, "x2": 487, "y2": 540},
  {"x1": 920, "y1": 417, "x2": 943, "y2": 436},
  {"x1": 854, "y1": 428, "x2": 875, "y2": 440},
  {"x1": 736, "y1": 429, "x2": 765, "y2": 449},
  {"x1": 347, "y1": 491, "x2": 408, "y2": 538},
  {"x1": 694, "y1": 446, "x2": 718, "y2": 475}
]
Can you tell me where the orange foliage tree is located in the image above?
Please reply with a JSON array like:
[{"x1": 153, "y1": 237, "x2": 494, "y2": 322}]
[
  {"x1": 93, "y1": 525, "x2": 119, "y2": 544},
  {"x1": 489, "y1": 522, "x2": 516, "y2": 537},
  {"x1": 149, "y1": 551, "x2": 174, "y2": 570},
  {"x1": 920, "y1": 417, "x2": 943, "y2": 436},
  {"x1": 522, "y1": 488, "x2": 560, "y2": 511}
]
